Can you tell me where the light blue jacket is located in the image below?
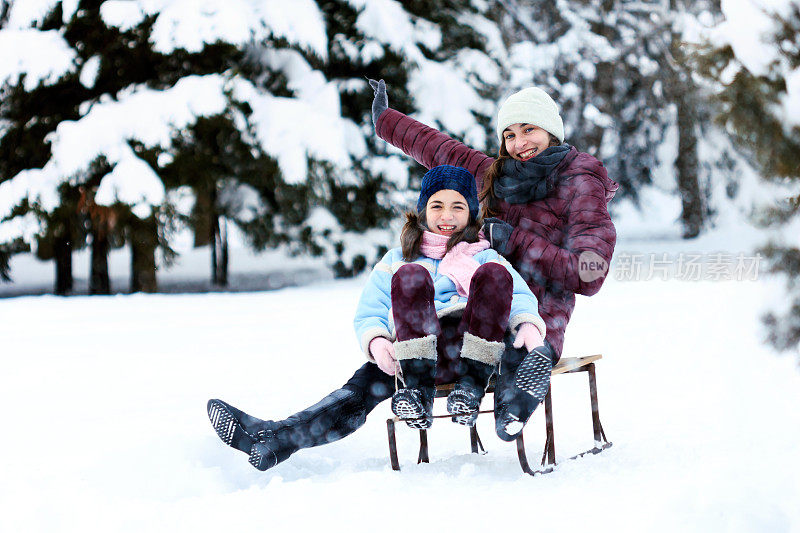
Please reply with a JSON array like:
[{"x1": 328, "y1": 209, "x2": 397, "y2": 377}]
[{"x1": 353, "y1": 246, "x2": 546, "y2": 360}]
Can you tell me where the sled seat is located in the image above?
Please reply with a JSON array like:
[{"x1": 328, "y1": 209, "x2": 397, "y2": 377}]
[{"x1": 386, "y1": 354, "x2": 612, "y2": 476}]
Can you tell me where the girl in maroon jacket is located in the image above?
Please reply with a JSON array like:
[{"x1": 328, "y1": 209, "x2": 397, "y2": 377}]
[
  {"x1": 369, "y1": 80, "x2": 618, "y2": 363},
  {"x1": 207, "y1": 83, "x2": 618, "y2": 473},
  {"x1": 368, "y1": 80, "x2": 618, "y2": 437}
]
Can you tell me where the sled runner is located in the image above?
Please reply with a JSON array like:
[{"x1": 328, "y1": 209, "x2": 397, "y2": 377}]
[{"x1": 386, "y1": 354, "x2": 612, "y2": 476}]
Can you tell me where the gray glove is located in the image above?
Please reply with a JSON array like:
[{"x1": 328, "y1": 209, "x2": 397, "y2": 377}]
[
  {"x1": 368, "y1": 78, "x2": 388, "y2": 129},
  {"x1": 483, "y1": 217, "x2": 514, "y2": 255}
]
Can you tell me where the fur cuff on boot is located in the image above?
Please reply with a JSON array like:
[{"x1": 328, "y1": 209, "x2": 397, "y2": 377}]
[
  {"x1": 394, "y1": 334, "x2": 437, "y2": 361},
  {"x1": 460, "y1": 332, "x2": 505, "y2": 366}
]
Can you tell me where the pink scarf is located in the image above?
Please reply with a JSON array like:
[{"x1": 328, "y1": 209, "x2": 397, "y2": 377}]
[{"x1": 419, "y1": 231, "x2": 490, "y2": 297}]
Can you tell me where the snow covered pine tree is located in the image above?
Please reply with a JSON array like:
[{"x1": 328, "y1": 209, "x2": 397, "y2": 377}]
[{"x1": 693, "y1": 2, "x2": 800, "y2": 354}]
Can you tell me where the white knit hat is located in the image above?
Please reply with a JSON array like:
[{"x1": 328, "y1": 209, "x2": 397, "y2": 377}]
[{"x1": 496, "y1": 87, "x2": 565, "y2": 144}]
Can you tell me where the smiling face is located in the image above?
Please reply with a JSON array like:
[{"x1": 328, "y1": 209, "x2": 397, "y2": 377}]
[
  {"x1": 502, "y1": 123, "x2": 552, "y2": 161},
  {"x1": 425, "y1": 189, "x2": 470, "y2": 237}
]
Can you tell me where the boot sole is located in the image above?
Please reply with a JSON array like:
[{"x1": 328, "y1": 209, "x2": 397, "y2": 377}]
[
  {"x1": 514, "y1": 350, "x2": 552, "y2": 401},
  {"x1": 208, "y1": 400, "x2": 238, "y2": 446},
  {"x1": 248, "y1": 442, "x2": 278, "y2": 471},
  {"x1": 497, "y1": 412, "x2": 524, "y2": 440},
  {"x1": 207, "y1": 399, "x2": 258, "y2": 454},
  {"x1": 392, "y1": 396, "x2": 431, "y2": 429},
  {"x1": 447, "y1": 392, "x2": 479, "y2": 427}
]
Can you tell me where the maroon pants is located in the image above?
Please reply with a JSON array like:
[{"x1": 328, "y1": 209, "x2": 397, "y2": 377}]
[{"x1": 391, "y1": 262, "x2": 512, "y2": 384}]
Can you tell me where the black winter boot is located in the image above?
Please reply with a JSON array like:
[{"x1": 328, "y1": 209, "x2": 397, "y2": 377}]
[
  {"x1": 494, "y1": 343, "x2": 553, "y2": 441},
  {"x1": 207, "y1": 399, "x2": 275, "y2": 451},
  {"x1": 515, "y1": 346, "x2": 553, "y2": 400},
  {"x1": 207, "y1": 388, "x2": 367, "y2": 471},
  {"x1": 447, "y1": 358, "x2": 495, "y2": 426},
  {"x1": 392, "y1": 357, "x2": 436, "y2": 429},
  {"x1": 207, "y1": 399, "x2": 291, "y2": 470},
  {"x1": 447, "y1": 332, "x2": 503, "y2": 426}
]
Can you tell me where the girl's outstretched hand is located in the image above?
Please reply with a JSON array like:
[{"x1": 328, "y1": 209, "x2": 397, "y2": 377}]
[
  {"x1": 369, "y1": 336, "x2": 398, "y2": 375},
  {"x1": 513, "y1": 322, "x2": 544, "y2": 353},
  {"x1": 368, "y1": 78, "x2": 388, "y2": 129}
]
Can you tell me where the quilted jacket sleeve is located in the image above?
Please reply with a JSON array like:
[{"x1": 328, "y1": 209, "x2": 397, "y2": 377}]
[
  {"x1": 376, "y1": 108, "x2": 494, "y2": 188},
  {"x1": 353, "y1": 251, "x2": 396, "y2": 361},
  {"x1": 506, "y1": 173, "x2": 617, "y2": 296}
]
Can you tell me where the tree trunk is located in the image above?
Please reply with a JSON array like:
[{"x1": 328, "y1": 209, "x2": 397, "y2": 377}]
[
  {"x1": 89, "y1": 230, "x2": 111, "y2": 295},
  {"x1": 208, "y1": 185, "x2": 228, "y2": 287},
  {"x1": 0, "y1": 1, "x2": 9, "y2": 26},
  {"x1": 193, "y1": 188, "x2": 213, "y2": 247},
  {"x1": 669, "y1": 0, "x2": 705, "y2": 239},
  {"x1": 674, "y1": 96, "x2": 704, "y2": 238},
  {"x1": 53, "y1": 233, "x2": 73, "y2": 296},
  {"x1": 130, "y1": 215, "x2": 158, "y2": 293},
  {"x1": 212, "y1": 216, "x2": 229, "y2": 287},
  {"x1": 0, "y1": 249, "x2": 10, "y2": 282},
  {"x1": 221, "y1": 218, "x2": 228, "y2": 286}
]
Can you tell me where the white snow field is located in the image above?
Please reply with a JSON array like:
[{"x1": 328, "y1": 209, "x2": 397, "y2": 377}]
[{"x1": 1, "y1": 256, "x2": 799, "y2": 532}]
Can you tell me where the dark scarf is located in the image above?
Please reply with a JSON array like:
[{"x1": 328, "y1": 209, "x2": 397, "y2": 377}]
[{"x1": 493, "y1": 144, "x2": 571, "y2": 204}]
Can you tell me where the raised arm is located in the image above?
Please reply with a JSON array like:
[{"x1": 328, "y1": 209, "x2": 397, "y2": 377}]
[
  {"x1": 369, "y1": 79, "x2": 493, "y2": 188},
  {"x1": 376, "y1": 109, "x2": 494, "y2": 188}
]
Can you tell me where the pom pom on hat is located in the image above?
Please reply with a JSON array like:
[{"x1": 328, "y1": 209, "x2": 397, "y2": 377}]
[
  {"x1": 496, "y1": 87, "x2": 565, "y2": 144},
  {"x1": 417, "y1": 165, "x2": 479, "y2": 221}
]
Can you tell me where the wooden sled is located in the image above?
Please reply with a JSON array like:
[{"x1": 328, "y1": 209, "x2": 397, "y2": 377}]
[{"x1": 386, "y1": 354, "x2": 612, "y2": 476}]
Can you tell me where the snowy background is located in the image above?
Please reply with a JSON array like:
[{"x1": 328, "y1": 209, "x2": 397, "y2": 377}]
[
  {"x1": 2, "y1": 230, "x2": 800, "y2": 531},
  {"x1": 2, "y1": 214, "x2": 799, "y2": 532},
  {"x1": 1, "y1": 0, "x2": 800, "y2": 531}
]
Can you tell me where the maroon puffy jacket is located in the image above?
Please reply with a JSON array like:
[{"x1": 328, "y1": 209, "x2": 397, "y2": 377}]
[{"x1": 376, "y1": 108, "x2": 618, "y2": 358}]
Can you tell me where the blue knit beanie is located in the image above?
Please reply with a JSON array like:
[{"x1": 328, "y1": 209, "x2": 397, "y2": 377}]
[{"x1": 416, "y1": 165, "x2": 479, "y2": 221}]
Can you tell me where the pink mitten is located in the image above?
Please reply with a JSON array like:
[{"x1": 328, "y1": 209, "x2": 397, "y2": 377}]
[
  {"x1": 513, "y1": 322, "x2": 544, "y2": 353},
  {"x1": 369, "y1": 337, "x2": 398, "y2": 375}
]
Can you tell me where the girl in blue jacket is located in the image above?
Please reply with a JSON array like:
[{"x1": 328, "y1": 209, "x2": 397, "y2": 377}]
[
  {"x1": 354, "y1": 164, "x2": 546, "y2": 429},
  {"x1": 207, "y1": 165, "x2": 550, "y2": 471}
]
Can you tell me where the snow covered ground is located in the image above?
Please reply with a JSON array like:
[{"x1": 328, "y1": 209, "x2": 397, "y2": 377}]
[{"x1": 2, "y1": 234, "x2": 799, "y2": 532}]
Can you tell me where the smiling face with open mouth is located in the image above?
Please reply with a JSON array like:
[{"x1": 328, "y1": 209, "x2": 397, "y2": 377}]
[
  {"x1": 425, "y1": 189, "x2": 470, "y2": 237},
  {"x1": 503, "y1": 123, "x2": 551, "y2": 162}
]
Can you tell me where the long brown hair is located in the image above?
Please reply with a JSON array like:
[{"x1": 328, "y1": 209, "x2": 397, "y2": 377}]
[
  {"x1": 479, "y1": 133, "x2": 561, "y2": 217},
  {"x1": 400, "y1": 210, "x2": 483, "y2": 261}
]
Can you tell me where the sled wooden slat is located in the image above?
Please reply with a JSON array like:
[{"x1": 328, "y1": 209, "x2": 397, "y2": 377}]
[
  {"x1": 551, "y1": 354, "x2": 602, "y2": 375},
  {"x1": 386, "y1": 354, "x2": 612, "y2": 476}
]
